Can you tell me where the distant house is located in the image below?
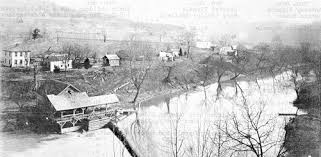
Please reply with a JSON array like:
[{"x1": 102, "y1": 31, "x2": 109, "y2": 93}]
[
  {"x1": 159, "y1": 51, "x2": 174, "y2": 61},
  {"x1": 43, "y1": 53, "x2": 72, "y2": 72},
  {"x1": 159, "y1": 47, "x2": 186, "y2": 62},
  {"x1": 171, "y1": 49, "x2": 180, "y2": 57},
  {"x1": 196, "y1": 41, "x2": 214, "y2": 49},
  {"x1": 219, "y1": 46, "x2": 237, "y2": 56},
  {"x1": 2, "y1": 46, "x2": 31, "y2": 68},
  {"x1": 102, "y1": 54, "x2": 120, "y2": 66}
]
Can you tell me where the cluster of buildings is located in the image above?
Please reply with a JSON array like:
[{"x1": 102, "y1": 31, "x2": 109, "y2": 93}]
[
  {"x1": 1, "y1": 45, "x2": 121, "y2": 72},
  {"x1": 195, "y1": 41, "x2": 239, "y2": 56},
  {"x1": 159, "y1": 48, "x2": 185, "y2": 61}
]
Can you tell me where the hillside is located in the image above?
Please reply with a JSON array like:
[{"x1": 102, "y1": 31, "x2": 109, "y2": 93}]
[{"x1": 0, "y1": 0, "x2": 184, "y2": 49}]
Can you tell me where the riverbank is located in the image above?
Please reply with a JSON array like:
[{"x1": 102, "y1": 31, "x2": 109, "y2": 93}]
[
  {"x1": 116, "y1": 71, "x2": 299, "y2": 157},
  {"x1": 0, "y1": 71, "x2": 299, "y2": 157}
]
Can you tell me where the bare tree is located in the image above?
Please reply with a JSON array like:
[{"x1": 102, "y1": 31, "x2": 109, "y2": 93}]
[
  {"x1": 211, "y1": 117, "x2": 230, "y2": 157},
  {"x1": 165, "y1": 112, "x2": 186, "y2": 157},
  {"x1": 219, "y1": 101, "x2": 282, "y2": 157},
  {"x1": 61, "y1": 42, "x2": 89, "y2": 60},
  {"x1": 162, "y1": 62, "x2": 177, "y2": 86},
  {"x1": 6, "y1": 82, "x2": 35, "y2": 110},
  {"x1": 129, "y1": 61, "x2": 151, "y2": 106},
  {"x1": 218, "y1": 34, "x2": 236, "y2": 47},
  {"x1": 187, "y1": 116, "x2": 215, "y2": 157},
  {"x1": 123, "y1": 35, "x2": 155, "y2": 108},
  {"x1": 173, "y1": 31, "x2": 195, "y2": 58},
  {"x1": 198, "y1": 55, "x2": 235, "y2": 99},
  {"x1": 194, "y1": 63, "x2": 215, "y2": 103}
]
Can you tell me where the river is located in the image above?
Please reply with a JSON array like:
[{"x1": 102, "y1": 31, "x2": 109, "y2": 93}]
[{"x1": 0, "y1": 71, "x2": 300, "y2": 157}]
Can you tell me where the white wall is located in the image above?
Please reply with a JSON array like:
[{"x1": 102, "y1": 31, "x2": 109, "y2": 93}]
[
  {"x1": 196, "y1": 42, "x2": 213, "y2": 49},
  {"x1": 50, "y1": 60, "x2": 72, "y2": 72},
  {"x1": 2, "y1": 51, "x2": 30, "y2": 67},
  {"x1": 109, "y1": 59, "x2": 120, "y2": 66}
]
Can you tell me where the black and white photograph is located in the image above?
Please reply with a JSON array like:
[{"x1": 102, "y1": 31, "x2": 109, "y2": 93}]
[{"x1": 0, "y1": 0, "x2": 321, "y2": 156}]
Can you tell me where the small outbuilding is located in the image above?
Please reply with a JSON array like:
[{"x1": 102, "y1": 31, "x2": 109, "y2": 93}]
[{"x1": 102, "y1": 54, "x2": 120, "y2": 66}]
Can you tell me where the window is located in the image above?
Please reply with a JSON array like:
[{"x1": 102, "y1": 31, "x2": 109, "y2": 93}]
[
  {"x1": 4, "y1": 59, "x2": 6, "y2": 63},
  {"x1": 9, "y1": 60, "x2": 11, "y2": 65},
  {"x1": 20, "y1": 60, "x2": 22, "y2": 65},
  {"x1": 4, "y1": 52, "x2": 6, "y2": 56},
  {"x1": 14, "y1": 60, "x2": 17, "y2": 64},
  {"x1": 61, "y1": 65, "x2": 63, "y2": 67},
  {"x1": 20, "y1": 52, "x2": 23, "y2": 56},
  {"x1": 25, "y1": 60, "x2": 28, "y2": 65},
  {"x1": 15, "y1": 52, "x2": 17, "y2": 57}
]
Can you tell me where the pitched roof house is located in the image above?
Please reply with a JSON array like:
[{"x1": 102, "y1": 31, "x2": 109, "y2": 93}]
[
  {"x1": 102, "y1": 54, "x2": 120, "y2": 66},
  {"x1": 43, "y1": 53, "x2": 72, "y2": 72},
  {"x1": 2, "y1": 44, "x2": 31, "y2": 68}
]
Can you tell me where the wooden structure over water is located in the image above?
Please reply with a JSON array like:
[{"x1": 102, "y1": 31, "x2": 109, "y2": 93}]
[
  {"x1": 47, "y1": 92, "x2": 122, "y2": 133},
  {"x1": 34, "y1": 80, "x2": 136, "y2": 133}
]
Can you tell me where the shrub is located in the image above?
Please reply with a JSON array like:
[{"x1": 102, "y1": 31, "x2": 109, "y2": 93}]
[{"x1": 53, "y1": 66, "x2": 60, "y2": 73}]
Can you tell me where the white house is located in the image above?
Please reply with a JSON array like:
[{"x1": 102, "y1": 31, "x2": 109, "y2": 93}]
[
  {"x1": 159, "y1": 51, "x2": 174, "y2": 61},
  {"x1": 171, "y1": 49, "x2": 180, "y2": 57},
  {"x1": 103, "y1": 54, "x2": 120, "y2": 66},
  {"x1": 196, "y1": 41, "x2": 214, "y2": 49},
  {"x1": 2, "y1": 47, "x2": 31, "y2": 68},
  {"x1": 43, "y1": 53, "x2": 72, "y2": 72},
  {"x1": 219, "y1": 46, "x2": 237, "y2": 56}
]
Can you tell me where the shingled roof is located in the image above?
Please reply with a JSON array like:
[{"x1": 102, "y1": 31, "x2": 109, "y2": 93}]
[
  {"x1": 105, "y1": 54, "x2": 120, "y2": 60},
  {"x1": 47, "y1": 93, "x2": 119, "y2": 111},
  {"x1": 44, "y1": 53, "x2": 69, "y2": 61},
  {"x1": 3, "y1": 44, "x2": 31, "y2": 52}
]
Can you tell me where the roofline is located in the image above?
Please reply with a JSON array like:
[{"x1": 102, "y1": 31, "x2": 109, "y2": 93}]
[
  {"x1": 58, "y1": 84, "x2": 81, "y2": 95},
  {"x1": 3, "y1": 50, "x2": 31, "y2": 52},
  {"x1": 53, "y1": 101, "x2": 119, "y2": 111},
  {"x1": 46, "y1": 79, "x2": 81, "y2": 95},
  {"x1": 47, "y1": 94, "x2": 119, "y2": 111},
  {"x1": 55, "y1": 80, "x2": 81, "y2": 95}
]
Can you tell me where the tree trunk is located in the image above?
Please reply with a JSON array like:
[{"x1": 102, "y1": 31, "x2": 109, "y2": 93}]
[
  {"x1": 132, "y1": 88, "x2": 140, "y2": 109},
  {"x1": 105, "y1": 122, "x2": 140, "y2": 157}
]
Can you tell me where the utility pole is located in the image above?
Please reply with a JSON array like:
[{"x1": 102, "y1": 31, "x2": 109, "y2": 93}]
[{"x1": 33, "y1": 64, "x2": 38, "y2": 90}]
